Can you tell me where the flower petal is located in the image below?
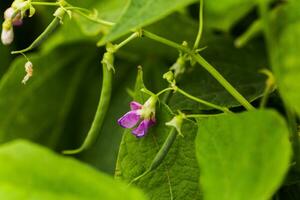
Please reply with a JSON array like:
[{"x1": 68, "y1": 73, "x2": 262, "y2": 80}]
[
  {"x1": 132, "y1": 119, "x2": 155, "y2": 137},
  {"x1": 130, "y1": 101, "x2": 142, "y2": 110},
  {"x1": 117, "y1": 111, "x2": 140, "y2": 128}
]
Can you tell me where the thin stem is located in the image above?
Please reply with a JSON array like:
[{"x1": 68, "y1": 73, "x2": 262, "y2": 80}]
[
  {"x1": 31, "y1": 2, "x2": 60, "y2": 6},
  {"x1": 258, "y1": 1, "x2": 273, "y2": 51},
  {"x1": 114, "y1": 32, "x2": 140, "y2": 51},
  {"x1": 259, "y1": 86, "x2": 272, "y2": 108},
  {"x1": 193, "y1": 0, "x2": 203, "y2": 49},
  {"x1": 65, "y1": 6, "x2": 91, "y2": 13},
  {"x1": 143, "y1": 30, "x2": 190, "y2": 53},
  {"x1": 191, "y1": 54, "x2": 254, "y2": 110},
  {"x1": 186, "y1": 113, "x2": 226, "y2": 118},
  {"x1": 142, "y1": 30, "x2": 254, "y2": 110},
  {"x1": 156, "y1": 88, "x2": 174, "y2": 96},
  {"x1": 176, "y1": 87, "x2": 232, "y2": 113},
  {"x1": 72, "y1": 10, "x2": 115, "y2": 26}
]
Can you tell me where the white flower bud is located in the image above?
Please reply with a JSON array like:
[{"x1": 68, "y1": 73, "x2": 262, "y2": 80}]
[
  {"x1": 4, "y1": 7, "x2": 14, "y2": 19},
  {"x1": 1, "y1": 21, "x2": 14, "y2": 45},
  {"x1": 4, "y1": 7, "x2": 23, "y2": 26}
]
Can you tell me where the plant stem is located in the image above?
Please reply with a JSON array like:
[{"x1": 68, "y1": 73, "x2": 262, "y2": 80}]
[
  {"x1": 114, "y1": 32, "x2": 140, "y2": 51},
  {"x1": 142, "y1": 30, "x2": 254, "y2": 110},
  {"x1": 143, "y1": 30, "x2": 190, "y2": 53},
  {"x1": 193, "y1": 0, "x2": 203, "y2": 49},
  {"x1": 72, "y1": 10, "x2": 115, "y2": 26},
  {"x1": 191, "y1": 54, "x2": 254, "y2": 110},
  {"x1": 156, "y1": 88, "x2": 174, "y2": 96},
  {"x1": 259, "y1": 85, "x2": 272, "y2": 108},
  {"x1": 31, "y1": 2, "x2": 60, "y2": 6},
  {"x1": 176, "y1": 87, "x2": 232, "y2": 113},
  {"x1": 186, "y1": 113, "x2": 226, "y2": 118}
]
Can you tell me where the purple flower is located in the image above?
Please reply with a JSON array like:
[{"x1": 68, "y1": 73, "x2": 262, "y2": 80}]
[{"x1": 118, "y1": 97, "x2": 157, "y2": 137}]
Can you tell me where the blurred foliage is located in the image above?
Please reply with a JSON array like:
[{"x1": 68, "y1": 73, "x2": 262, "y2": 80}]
[{"x1": 0, "y1": 0, "x2": 299, "y2": 199}]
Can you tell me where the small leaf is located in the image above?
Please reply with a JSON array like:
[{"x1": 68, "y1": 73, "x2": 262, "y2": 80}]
[
  {"x1": 196, "y1": 110, "x2": 292, "y2": 200},
  {"x1": 100, "y1": 0, "x2": 198, "y2": 44},
  {"x1": 0, "y1": 140, "x2": 147, "y2": 200}
]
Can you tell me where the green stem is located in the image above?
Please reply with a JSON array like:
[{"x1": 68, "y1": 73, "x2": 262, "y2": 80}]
[
  {"x1": 258, "y1": 1, "x2": 273, "y2": 51},
  {"x1": 193, "y1": 0, "x2": 203, "y2": 49},
  {"x1": 65, "y1": 6, "x2": 91, "y2": 13},
  {"x1": 114, "y1": 32, "x2": 140, "y2": 51},
  {"x1": 191, "y1": 54, "x2": 254, "y2": 110},
  {"x1": 142, "y1": 30, "x2": 254, "y2": 110},
  {"x1": 143, "y1": 30, "x2": 190, "y2": 53},
  {"x1": 234, "y1": 17, "x2": 262, "y2": 48},
  {"x1": 156, "y1": 88, "x2": 174, "y2": 96},
  {"x1": 259, "y1": 85, "x2": 272, "y2": 108},
  {"x1": 176, "y1": 87, "x2": 232, "y2": 113},
  {"x1": 31, "y1": 2, "x2": 60, "y2": 6},
  {"x1": 73, "y1": 10, "x2": 115, "y2": 26},
  {"x1": 63, "y1": 64, "x2": 113, "y2": 154},
  {"x1": 186, "y1": 113, "x2": 226, "y2": 118}
]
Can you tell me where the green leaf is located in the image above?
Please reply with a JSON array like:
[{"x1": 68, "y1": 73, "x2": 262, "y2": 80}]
[
  {"x1": 268, "y1": 1, "x2": 300, "y2": 116},
  {"x1": 115, "y1": 70, "x2": 202, "y2": 200},
  {"x1": 169, "y1": 35, "x2": 268, "y2": 110},
  {"x1": 196, "y1": 110, "x2": 292, "y2": 200},
  {"x1": 0, "y1": 139, "x2": 147, "y2": 200},
  {"x1": 99, "y1": 0, "x2": 198, "y2": 45},
  {"x1": 0, "y1": 43, "x2": 94, "y2": 146},
  {"x1": 204, "y1": 0, "x2": 256, "y2": 32}
]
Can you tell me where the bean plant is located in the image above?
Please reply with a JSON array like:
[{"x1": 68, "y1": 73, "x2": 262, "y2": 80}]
[{"x1": 0, "y1": 0, "x2": 299, "y2": 199}]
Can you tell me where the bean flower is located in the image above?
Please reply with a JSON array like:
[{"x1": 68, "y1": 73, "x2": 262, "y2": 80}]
[{"x1": 118, "y1": 96, "x2": 157, "y2": 137}]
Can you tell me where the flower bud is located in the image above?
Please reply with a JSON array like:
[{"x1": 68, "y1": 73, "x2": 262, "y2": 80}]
[
  {"x1": 166, "y1": 113, "x2": 185, "y2": 136},
  {"x1": 101, "y1": 43, "x2": 115, "y2": 72},
  {"x1": 170, "y1": 56, "x2": 186, "y2": 77},
  {"x1": 53, "y1": 7, "x2": 66, "y2": 23},
  {"x1": 4, "y1": 7, "x2": 22, "y2": 26},
  {"x1": 1, "y1": 21, "x2": 14, "y2": 45},
  {"x1": 163, "y1": 71, "x2": 175, "y2": 84}
]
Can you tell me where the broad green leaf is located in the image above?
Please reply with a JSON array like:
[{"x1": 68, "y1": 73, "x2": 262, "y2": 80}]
[
  {"x1": 100, "y1": 0, "x2": 198, "y2": 44},
  {"x1": 115, "y1": 70, "x2": 202, "y2": 200},
  {"x1": 196, "y1": 110, "x2": 292, "y2": 200},
  {"x1": 169, "y1": 35, "x2": 268, "y2": 110},
  {"x1": 0, "y1": 140, "x2": 147, "y2": 200},
  {"x1": 0, "y1": 43, "x2": 94, "y2": 146},
  {"x1": 204, "y1": 0, "x2": 256, "y2": 32},
  {"x1": 267, "y1": 1, "x2": 300, "y2": 116}
]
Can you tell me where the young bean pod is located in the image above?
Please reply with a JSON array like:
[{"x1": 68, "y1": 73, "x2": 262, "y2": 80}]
[
  {"x1": 63, "y1": 59, "x2": 113, "y2": 154},
  {"x1": 130, "y1": 128, "x2": 177, "y2": 184},
  {"x1": 11, "y1": 8, "x2": 66, "y2": 54}
]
